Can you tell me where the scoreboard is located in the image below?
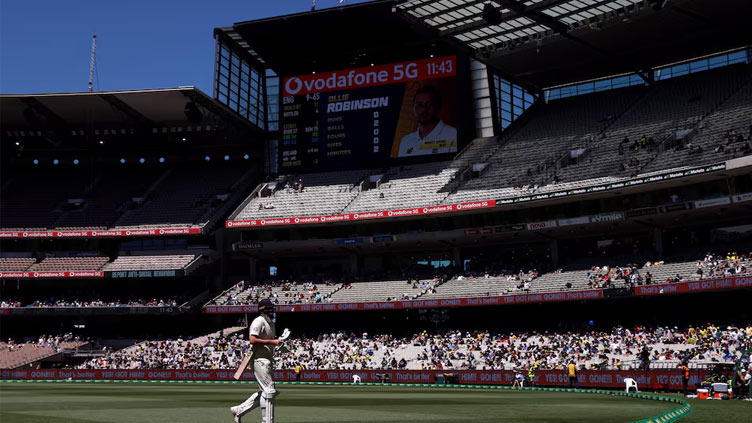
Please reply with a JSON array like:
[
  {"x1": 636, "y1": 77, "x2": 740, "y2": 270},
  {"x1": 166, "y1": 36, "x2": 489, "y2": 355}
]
[{"x1": 280, "y1": 56, "x2": 458, "y2": 170}]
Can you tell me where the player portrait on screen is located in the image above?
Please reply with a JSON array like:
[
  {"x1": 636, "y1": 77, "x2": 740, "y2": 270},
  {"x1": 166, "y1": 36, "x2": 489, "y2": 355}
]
[{"x1": 396, "y1": 85, "x2": 457, "y2": 157}]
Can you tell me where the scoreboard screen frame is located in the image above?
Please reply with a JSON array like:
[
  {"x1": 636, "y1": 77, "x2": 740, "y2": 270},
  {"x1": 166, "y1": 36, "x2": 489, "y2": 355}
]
[{"x1": 277, "y1": 54, "x2": 474, "y2": 172}]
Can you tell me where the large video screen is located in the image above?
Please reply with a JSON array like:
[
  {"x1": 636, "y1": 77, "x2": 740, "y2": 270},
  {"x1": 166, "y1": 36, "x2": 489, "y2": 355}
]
[{"x1": 280, "y1": 56, "x2": 458, "y2": 170}]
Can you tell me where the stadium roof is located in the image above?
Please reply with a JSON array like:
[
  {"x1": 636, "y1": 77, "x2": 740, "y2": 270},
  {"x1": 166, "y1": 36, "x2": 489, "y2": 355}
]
[
  {"x1": 218, "y1": 0, "x2": 751, "y2": 90},
  {"x1": 0, "y1": 87, "x2": 255, "y2": 131},
  {"x1": 397, "y1": 0, "x2": 752, "y2": 88},
  {"x1": 216, "y1": 0, "x2": 451, "y2": 76}
]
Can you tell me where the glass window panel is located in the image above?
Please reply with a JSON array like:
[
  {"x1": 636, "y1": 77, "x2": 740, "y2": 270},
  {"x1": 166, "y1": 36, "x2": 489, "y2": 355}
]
[
  {"x1": 672, "y1": 63, "x2": 689, "y2": 75},
  {"x1": 578, "y1": 83, "x2": 594, "y2": 94},
  {"x1": 689, "y1": 60, "x2": 708, "y2": 73},
  {"x1": 707, "y1": 55, "x2": 726, "y2": 66}
]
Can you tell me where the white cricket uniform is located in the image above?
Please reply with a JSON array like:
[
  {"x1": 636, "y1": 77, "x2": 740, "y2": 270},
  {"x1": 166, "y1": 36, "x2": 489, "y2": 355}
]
[
  {"x1": 397, "y1": 120, "x2": 457, "y2": 157},
  {"x1": 232, "y1": 314, "x2": 277, "y2": 423},
  {"x1": 249, "y1": 314, "x2": 277, "y2": 397}
]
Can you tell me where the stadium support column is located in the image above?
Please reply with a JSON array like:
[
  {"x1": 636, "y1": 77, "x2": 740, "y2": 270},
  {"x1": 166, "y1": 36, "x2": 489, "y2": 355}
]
[
  {"x1": 248, "y1": 258, "x2": 258, "y2": 283},
  {"x1": 653, "y1": 228, "x2": 664, "y2": 259},
  {"x1": 349, "y1": 254, "x2": 358, "y2": 276},
  {"x1": 452, "y1": 247, "x2": 462, "y2": 271},
  {"x1": 550, "y1": 240, "x2": 559, "y2": 267}
]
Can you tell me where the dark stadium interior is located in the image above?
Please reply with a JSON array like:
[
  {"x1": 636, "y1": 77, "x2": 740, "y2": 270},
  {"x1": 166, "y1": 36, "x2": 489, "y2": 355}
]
[{"x1": 225, "y1": 0, "x2": 453, "y2": 76}]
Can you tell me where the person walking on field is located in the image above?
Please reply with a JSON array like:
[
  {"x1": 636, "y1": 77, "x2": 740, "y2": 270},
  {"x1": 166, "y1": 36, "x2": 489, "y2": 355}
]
[{"x1": 231, "y1": 299, "x2": 290, "y2": 423}]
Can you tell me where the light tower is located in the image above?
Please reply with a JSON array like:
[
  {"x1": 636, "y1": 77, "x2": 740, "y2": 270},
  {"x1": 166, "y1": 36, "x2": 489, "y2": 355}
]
[{"x1": 88, "y1": 35, "x2": 97, "y2": 92}]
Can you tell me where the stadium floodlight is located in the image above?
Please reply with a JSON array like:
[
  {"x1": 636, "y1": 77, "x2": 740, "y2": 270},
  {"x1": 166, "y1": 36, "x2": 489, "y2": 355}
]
[
  {"x1": 224, "y1": 155, "x2": 230, "y2": 161},
  {"x1": 53, "y1": 159, "x2": 59, "y2": 165},
  {"x1": 33, "y1": 159, "x2": 39, "y2": 165},
  {"x1": 205, "y1": 155, "x2": 211, "y2": 161},
  {"x1": 159, "y1": 157, "x2": 165, "y2": 163},
  {"x1": 243, "y1": 154, "x2": 249, "y2": 160},
  {"x1": 73, "y1": 159, "x2": 80, "y2": 165},
  {"x1": 120, "y1": 158, "x2": 126, "y2": 164},
  {"x1": 139, "y1": 158, "x2": 145, "y2": 164}
]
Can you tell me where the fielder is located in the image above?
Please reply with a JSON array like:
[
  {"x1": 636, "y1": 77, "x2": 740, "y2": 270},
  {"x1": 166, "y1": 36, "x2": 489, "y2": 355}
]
[{"x1": 231, "y1": 299, "x2": 290, "y2": 423}]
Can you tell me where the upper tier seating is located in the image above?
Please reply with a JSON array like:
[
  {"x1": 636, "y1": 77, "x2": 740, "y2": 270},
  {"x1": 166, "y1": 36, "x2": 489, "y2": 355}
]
[
  {"x1": 230, "y1": 137, "x2": 505, "y2": 220},
  {"x1": 231, "y1": 65, "x2": 751, "y2": 221},
  {"x1": 29, "y1": 257, "x2": 109, "y2": 272},
  {"x1": 641, "y1": 75, "x2": 752, "y2": 173},
  {"x1": 0, "y1": 169, "x2": 92, "y2": 229},
  {"x1": 0, "y1": 165, "x2": 250, "y2": 231},
  {"x1": 236, "y1": 169, "x2": 372, "y2": 219},
  {"x1": 102, "y1": 255, "x2": 199, "y2": 271},
  {"x1": 448, "y1": 86, "x2": 647, "y2": 203},
  {"x1": 114, "y1": 166, "x2": 248, "y2": 228},
  {"x1": 0, "y1": 257, "x2": 36, "y2": 272},
  {"x1": 53, "y1": 168, "x2": 164, "y2": 230},
  {"x1": 344, "y1": 161, "x2": 457, "y2": 212},
  {"x1": 555, "y1": 64, "x2": 752, "y2": 183},
  {"x1": 447, "y1": 64, "x2": 752, "y2": 204}
]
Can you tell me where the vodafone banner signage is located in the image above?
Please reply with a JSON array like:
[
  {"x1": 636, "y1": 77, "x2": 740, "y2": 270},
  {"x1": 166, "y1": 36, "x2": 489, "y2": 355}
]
[
  {"x1": 283, "y1": 56, "x2": 456, "y2": 96},
  {"x1": 0, "y1": 368, "x2": 705, "y2": 390},
  {"x1": 226, "y1": 200, "x2": 496, "y2": 228},
  {"x1": 0, "y1": 271, "x2": 103, "y2": 279},
  {"x1": 634, "y1": 276, "x2": 752, "y2": 296},
  {"x1": 0, "y1": 227, "x2": 202, "y2": 239},
  {"x1": 204, "y1": 289, "x2": 603, "y2": 314}
]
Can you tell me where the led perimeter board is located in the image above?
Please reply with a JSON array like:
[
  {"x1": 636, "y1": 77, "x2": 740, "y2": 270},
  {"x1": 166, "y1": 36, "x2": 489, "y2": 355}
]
[{"x1": 280, "y1": 56, "x2": 459, "y2": 170}]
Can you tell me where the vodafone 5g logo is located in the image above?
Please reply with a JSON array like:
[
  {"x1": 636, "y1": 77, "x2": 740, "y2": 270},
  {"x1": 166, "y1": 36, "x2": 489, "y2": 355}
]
[{"x1": 285, "y1": 77, "x2": 303, "y2": 95}]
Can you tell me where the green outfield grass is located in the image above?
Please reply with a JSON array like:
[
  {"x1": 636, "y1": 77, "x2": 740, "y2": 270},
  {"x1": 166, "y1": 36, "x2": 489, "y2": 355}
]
[{"x1": 0, "y1": 382, "x2": 747, "y2": 423}]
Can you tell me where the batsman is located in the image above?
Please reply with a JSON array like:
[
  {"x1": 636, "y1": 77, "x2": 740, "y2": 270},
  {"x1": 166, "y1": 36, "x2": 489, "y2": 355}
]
[{"x1": 231, "y1": 298, "x2": 291, "y2": 423}]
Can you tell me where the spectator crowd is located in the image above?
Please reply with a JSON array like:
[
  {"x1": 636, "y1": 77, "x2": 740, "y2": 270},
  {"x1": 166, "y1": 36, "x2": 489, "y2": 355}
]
[
  {"x1": 1, "y1": 296, "x2": 180, "y2": 308},
  {"x1": 73, "y1": 323, "x2": 751, "y2": 375}
]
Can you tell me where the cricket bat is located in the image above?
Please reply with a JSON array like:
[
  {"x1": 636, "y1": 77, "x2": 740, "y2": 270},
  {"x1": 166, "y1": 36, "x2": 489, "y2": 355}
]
[{"x1": 233, "y1": 352, "x2": 253, "y2": 380}]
